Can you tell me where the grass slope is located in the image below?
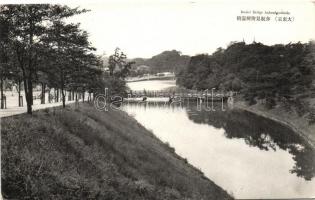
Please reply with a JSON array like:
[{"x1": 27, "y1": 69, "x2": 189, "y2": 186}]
[{"x1": 1, "y1": 103, "x2": 232, "y2": 200}]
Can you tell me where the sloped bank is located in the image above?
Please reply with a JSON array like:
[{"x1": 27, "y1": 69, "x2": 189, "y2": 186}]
[
  {"x1": 1, "y1": 103, "x2": 232, "y2": 200},
  {"x1": 234, "y1": 101, "x2": 315, "y2": 149}
]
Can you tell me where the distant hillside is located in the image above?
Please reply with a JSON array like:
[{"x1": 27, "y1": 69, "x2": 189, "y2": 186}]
[
  {"x1": 132, "y1": 50, "x2": 190, "y2": 74},
  {"x1": 132, "y1": 58, "x2": 147, "y2": 66}
]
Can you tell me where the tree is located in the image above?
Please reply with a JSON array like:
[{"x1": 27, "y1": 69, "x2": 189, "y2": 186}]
[
  {"x1": 0, "y1": 10, "x2": 12, "y2": 109},
  {"x1": 0, "y1": 4, "x2": 87, "y2": 114},
  {"x1": 108, "y1": 48, "x2": 134, "y2": 78},
  {"x1": 43, "y1": 18, "x2": 97, "y2": 107},
  {"x1": 177, "y1": 41, "x2": 314, "y2": 110}
]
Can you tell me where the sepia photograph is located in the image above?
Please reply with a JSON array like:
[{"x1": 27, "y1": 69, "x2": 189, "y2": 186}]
[{"x1": 0, "y1": 0, "x2": 315, "y2": 199}]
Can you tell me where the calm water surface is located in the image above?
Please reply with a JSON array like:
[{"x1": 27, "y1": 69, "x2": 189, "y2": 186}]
[
  {"x1": 125, "y1": 80, "x2": 315, "y2": 199},
  {"x1": 127, "y1": 79, "x2": 176, "y2": 91}
]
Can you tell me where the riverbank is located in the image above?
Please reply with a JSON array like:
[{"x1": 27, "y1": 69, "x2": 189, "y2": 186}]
[
  {"x1": 234, "y1": 101, "x2": 315, "y2": 149},
  {"x1": 1, "y1": 103, "x2": 232, "y2": 200}
]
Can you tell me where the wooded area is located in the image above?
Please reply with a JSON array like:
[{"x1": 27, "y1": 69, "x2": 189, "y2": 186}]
[
  {"x1": 0, "y1": 5, "x2": 131, "y2": 114},
  {"x1": 131, "y1": 50, "x2": 190, "y2": 76},
  {"x1": 177, "y1": 41, "x2": 315, "y2": 121}
]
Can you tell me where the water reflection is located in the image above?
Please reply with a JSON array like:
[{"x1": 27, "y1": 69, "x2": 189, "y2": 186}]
[
  {"x1": 127, "y1": 80, "x2": 176, "y2": 91},
  {"x1": 123, "y1": 102, "x2": 315, "y2": 198},
  {"x1": 186, "y1": 105, "x2": 315, "y2": 181}
]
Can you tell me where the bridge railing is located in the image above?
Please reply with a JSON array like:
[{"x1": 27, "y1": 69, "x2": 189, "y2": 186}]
[{"x1": 126, "y1": 89, "x2": 236, "y2": 98}]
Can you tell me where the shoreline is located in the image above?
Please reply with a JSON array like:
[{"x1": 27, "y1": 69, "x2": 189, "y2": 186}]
[
  {"x1": 234, "y1": 101, "x2": 315, "y2": 149},
  {"x1": 1, "y1": 103, "x2": 232, "y2": 199}
]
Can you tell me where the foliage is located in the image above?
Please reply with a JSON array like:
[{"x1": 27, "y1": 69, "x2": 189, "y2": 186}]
[
  {"x1": 0, "y1": 5, "x2": 120, "y2": 112},
  {"x1": 108, "y1": 48, "x2": 134, "y2": 78},
  {"x1": 177, "y1": 42, "x2": 315, "y2": 111},
  {"x1": 131, "y1": 50, "x2": 190, "y2": 75}
]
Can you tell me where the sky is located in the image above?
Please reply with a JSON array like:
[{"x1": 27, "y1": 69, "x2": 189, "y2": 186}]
[
  {"x1": 66, "y1": 0, "x2": 315, "y2": 58},
  {"x1": 3, "y1": 0, "x2": 315, "y2": 58}
]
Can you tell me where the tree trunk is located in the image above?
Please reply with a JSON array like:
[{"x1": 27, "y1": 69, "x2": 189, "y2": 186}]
[
  {"x1": 61, "y1": 87, "x2": 65, "y2": 108},
  {"x1": 16, "y1": 46, "x2": 33, "y2": 114},
  {"x1": 22, "y1": 73, "x2": 32, "y2": 114},
  {"x1": 18, "y1": 79, "x2": 22, "y2": 107},
  {"x1": 56, "y1": 88, "x2": 59, "y2": 102},
  {"x1": 48, "y1": 89, "x2": 51, "y2": 103},
  {"x1": 27, "y1": 11, "x2": 34, "y2": 113},
  {"x1": 75, "y1": 91, "x2": 78, "y2": 102},
  {"x1": 41, "y1": 82, "x2": 45, "y2": 104},
  {"x1": 0, "y1": 76, "x2": 4, "y2": 109},
  {"x1": 30, "y1": 85, "x2": 33, "y2": 105},
  {"x1": 26, "y1": 78, "x2": 32, "y2": 114},
  {"x1": 60, "y1": 68, "x2": 66, "y2": 108},
  {"x1": 82, "y1": 92, "x2": 85, "y2": 102}
]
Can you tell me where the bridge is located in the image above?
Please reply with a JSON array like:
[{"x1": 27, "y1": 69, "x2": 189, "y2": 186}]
[
  {"x1": 125, "y1": 74, "x2": 175, "y2": 82},
  {"x1": 125, "y1": 89, "x2": 235, "y2": 102}
]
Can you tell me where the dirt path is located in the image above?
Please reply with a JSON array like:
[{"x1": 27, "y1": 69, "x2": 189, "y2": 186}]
[{"x1": 0, "y1": 100, "x2": 81, "y2": 118}]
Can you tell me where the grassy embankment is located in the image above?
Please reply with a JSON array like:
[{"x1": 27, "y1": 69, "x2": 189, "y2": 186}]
[
  {"x1": 1, "y1": 103, "x2": 232, "y2": 200},
  {"x1": 234, "y1": 100, "x2": 315, "y2": 149}
]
